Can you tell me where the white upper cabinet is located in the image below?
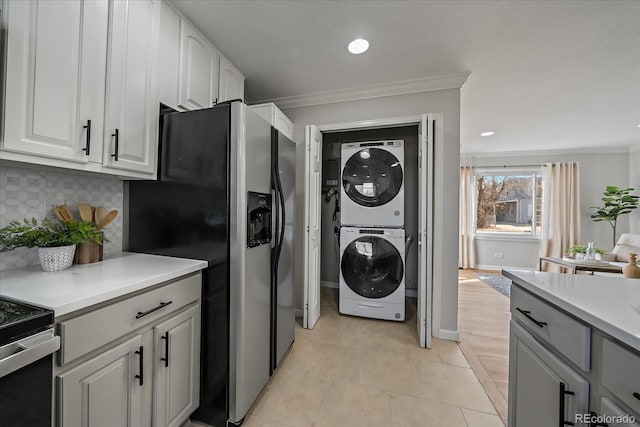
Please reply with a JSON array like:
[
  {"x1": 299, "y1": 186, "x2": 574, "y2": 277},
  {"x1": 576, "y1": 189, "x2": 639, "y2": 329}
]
[
  {"x1": 178, "y1": 19, "x2": 219, "y2": 110},
  {"x1": 250, "y1": 103, "x2": 295, "y2": 140},
  {"x1": 219, "y1": 56, "x2": 245, "y2": 102},
  {"x1": 3, "y1": 0, "x2": 108, "y2": 163},
  {"x1": 1, "y1": 0, "x2": 160, "y2": 179},
  {"x1": 103, "y1": 0, "x2": 160, "y2": 174},
  {"x1": 158, "y1": 0, "x2": 181, "y2": 108}
]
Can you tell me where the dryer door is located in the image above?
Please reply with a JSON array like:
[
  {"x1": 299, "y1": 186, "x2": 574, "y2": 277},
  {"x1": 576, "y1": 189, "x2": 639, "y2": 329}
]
[
  {"x1": 342, "y1": 148, "x2": 403, "y2": 207},
  {"x1": 341, "y1": 236, "x2": 404, "y2": 298}
]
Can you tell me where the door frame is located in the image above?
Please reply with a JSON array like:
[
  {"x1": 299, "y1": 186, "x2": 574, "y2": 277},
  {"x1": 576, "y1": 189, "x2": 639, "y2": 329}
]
[{"x1": 304, "y1": 114, "x2": 438, "y2": 347}]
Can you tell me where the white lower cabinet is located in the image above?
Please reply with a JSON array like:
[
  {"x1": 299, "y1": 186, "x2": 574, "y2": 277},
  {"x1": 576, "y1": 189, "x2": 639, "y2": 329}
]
[
  {"x1": 55, "y1": 273, "x2": 202, "y2": 427},
  {"x1": 58, "y1": 334, "x2": 145, "y2": 427},
  {"x1": 154, "y1": 305, "x2": 201, "y2": 427},
  {"x1": 509, "y1": 321, "x2": 589, "y2": 427}
]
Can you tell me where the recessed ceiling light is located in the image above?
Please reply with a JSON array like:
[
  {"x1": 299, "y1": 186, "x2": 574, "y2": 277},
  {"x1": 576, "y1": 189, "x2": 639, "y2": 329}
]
[
  {"x1": 348, "y1": 38, "x2": 369, "y2": 54},
  {"x1": 480, "y1": 131, "x2": 495, "y2": 137}
]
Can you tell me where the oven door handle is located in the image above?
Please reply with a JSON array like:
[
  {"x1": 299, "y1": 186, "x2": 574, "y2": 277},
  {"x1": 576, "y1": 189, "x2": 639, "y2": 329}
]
[{"x1": 0, "y1": 328, "x2": 60, "y2": 378}]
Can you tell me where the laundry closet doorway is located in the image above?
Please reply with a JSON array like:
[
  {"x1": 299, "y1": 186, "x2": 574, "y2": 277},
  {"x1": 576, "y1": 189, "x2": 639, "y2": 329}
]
[{"x1": 303, "y1": 114, "x2": 439, "y2": 348}]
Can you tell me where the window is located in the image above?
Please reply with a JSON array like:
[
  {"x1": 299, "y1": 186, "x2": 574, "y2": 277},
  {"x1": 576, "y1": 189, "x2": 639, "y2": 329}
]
[{"x1": 475, "y1": 169, "x2": 542, "y2": 237}]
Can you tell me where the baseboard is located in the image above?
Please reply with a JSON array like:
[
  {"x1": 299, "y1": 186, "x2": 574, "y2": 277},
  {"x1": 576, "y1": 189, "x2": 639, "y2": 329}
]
[
  {"x1": 475, "y1": 264, "x2": 535, "y2": 272},
  {"x1": 436, "y1": 328, "x2": 460, "y2": 342}
]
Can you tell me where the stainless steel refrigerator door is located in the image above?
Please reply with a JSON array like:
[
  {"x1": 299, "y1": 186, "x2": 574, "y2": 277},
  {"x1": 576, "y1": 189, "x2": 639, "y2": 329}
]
[
  {"x1": 275, "y1": 133, "x2": 296, "y2": 367},
  {"x1": 228, "y1": 103, "x2": 272, "y2": 424}
]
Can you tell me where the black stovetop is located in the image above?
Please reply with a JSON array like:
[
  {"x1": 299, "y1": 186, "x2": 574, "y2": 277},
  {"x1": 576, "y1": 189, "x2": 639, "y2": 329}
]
[{"x1": 0, "y1": 298, "x2": 54, "y2": 346}]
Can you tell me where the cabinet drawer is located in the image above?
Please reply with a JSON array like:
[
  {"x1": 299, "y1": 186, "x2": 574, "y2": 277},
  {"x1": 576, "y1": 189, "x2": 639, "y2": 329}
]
[
  {"x1": 602, "y1": 339, "x2": 640, "y2": 416},
  {"x1": 58, "y1": 273, "x2": 201, "y2": 365},
  {"x1": 600, "y1": 398, "x2": 640, "y2": 426},
  {"x1": 511, "y1": 286, "x2": 591, "y2": 371}
]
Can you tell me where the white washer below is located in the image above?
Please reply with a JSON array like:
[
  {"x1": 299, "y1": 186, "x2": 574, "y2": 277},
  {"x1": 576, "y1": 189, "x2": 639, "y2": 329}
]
[{"x1": 339, "y1": 227, "x2": 405, "y2": 321}]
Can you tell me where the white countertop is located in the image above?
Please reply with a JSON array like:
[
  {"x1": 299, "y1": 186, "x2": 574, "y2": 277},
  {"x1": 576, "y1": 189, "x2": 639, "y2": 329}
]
[
  {"x1": 503, "y1": 269, "x2": 640, "y2": 351},
  {"x1": 0, "y1": 253, "x2": 207, "y2": 318}
]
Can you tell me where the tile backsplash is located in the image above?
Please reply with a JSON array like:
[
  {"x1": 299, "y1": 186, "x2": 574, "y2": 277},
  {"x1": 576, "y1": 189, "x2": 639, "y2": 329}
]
[{"x1": 0, "y1": 165, "x2": 124, "y2": 271}]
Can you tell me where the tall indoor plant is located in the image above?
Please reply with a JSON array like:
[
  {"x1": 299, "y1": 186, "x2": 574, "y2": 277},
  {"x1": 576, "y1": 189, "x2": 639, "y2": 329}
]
[{"x1": 590, "y1": 186, "x2": 639, "y2": 248}]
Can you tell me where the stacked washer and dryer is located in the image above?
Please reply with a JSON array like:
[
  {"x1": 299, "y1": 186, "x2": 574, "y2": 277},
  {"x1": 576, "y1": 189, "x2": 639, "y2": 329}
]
[{"x1": 339, "y1": 140, "x2": 406, "y2": 321}]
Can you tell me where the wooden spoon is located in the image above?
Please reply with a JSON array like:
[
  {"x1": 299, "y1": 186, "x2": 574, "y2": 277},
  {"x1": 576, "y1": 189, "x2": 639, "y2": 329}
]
[
  {"x1": 55, "y1": 205, "x2": 72, "y2": 221},
  {"x1": 97, "y1": 210, "x2": 118, "y2": 229},
  {"x1": 61, "y1": 205, "x2": 75, "y2": 220},
  {"x1": 51, "y1": 206, "x2": 66, "y2": 221},
  {"x1": 78, "y1": 204, "x2": 94, "y2": 222},
  {"x1": 95, "y1": 206, "x2": 107, "y2": 224}
]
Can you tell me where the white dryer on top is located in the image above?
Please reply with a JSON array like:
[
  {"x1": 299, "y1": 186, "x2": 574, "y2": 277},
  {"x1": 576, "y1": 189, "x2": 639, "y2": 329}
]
[{"x1": 340, "y1": 140, "x2": 404, "y2": 227}]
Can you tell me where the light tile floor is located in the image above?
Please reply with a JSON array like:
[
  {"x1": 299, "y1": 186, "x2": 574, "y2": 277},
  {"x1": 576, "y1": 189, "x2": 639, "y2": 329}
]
[{"x1": 242, "y1": 287, "x2": 504, "y2": 427}]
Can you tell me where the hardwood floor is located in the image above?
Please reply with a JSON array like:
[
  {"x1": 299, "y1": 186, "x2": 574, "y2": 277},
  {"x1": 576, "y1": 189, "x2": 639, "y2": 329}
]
[{"x1": 457, "y1": 269, "x2": 511, "y2": 426}]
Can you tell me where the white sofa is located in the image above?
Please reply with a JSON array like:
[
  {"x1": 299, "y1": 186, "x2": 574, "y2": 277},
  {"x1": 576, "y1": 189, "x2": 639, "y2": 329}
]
[{"x1": 599, "y1": 233, "x2": 640, "y2": 269}]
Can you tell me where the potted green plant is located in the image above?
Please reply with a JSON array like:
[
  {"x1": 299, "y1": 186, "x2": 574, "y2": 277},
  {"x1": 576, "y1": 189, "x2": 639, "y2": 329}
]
[
  {"x1": 66, "y1": 220, "x2": 107, "y2": 264},
  {"x1": 566, "y1": 245, "x2": 608, "y2": 256},
  {"x1": 0, "y1": 218, "x2": 103, "y2": 272},
  {"x1": 591, "y1": 186, "x2": 639, "y2": 248}
]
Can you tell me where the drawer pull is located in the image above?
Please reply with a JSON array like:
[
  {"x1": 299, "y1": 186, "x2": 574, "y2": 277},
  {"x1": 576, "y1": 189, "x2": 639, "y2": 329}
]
[
  {"x1": 136, "y1": 301, "x2": 173, "y2": 319},
  {"x1": 634, "y1": 392, "x2": 640, "y2": 401},
  {"x1": 135, "y1": 345, "x2": 144, "y2": 386},
  {"x1": 516, "y1": 307, "x2": 548, "y2": 328},
  {"x1": 160, "y1": 331, "x2": 169, "y2": 367},
  {"x1": 559, "y1": 382, "x2": 575, "y2": 426}
]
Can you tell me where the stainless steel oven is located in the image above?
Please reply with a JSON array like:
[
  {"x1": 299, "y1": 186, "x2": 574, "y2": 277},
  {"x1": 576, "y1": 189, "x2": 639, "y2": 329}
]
[{"x1": 0, "y1": 298, "x2": 59, "y2": 427}]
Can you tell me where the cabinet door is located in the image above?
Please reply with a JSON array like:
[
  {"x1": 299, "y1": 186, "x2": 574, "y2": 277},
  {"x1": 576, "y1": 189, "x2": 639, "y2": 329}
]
[
  {"x1": 154, "y1": 304, "x2": 201, "y2": 427},
  {"x1": 57, "y1": 335, "x2": 145, "y2": 427},
  {"x1": 274, "y1": 109, "x2": 294, "y2": 140},
  {"x1": 219, "y1": 56, "x2": 245, "y2": 103},
  {"x1": 178, "y1": 20, "x2": 219, "y2": 110},
  {"x1": 103, "y1": 0, "x2": 160, "y2": 175},
  {"x1": 158, "y1": 1, "x2": 181, "y2": 109},
  {"x1": 3, "y1": 0, "x2": 106, "y2": 163},
  {"x1": 508, "y1": 321, "x2": 589, "y2": 427}
]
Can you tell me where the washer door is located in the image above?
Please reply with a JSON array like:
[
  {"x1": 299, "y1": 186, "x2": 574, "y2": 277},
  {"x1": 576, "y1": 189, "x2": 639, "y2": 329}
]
[
  {"x1": 341, "y1": 236, "x2": 404, "y2": 298},
  {"x1": 342, "y1": 148, "x2": 403, "y2": 207}
]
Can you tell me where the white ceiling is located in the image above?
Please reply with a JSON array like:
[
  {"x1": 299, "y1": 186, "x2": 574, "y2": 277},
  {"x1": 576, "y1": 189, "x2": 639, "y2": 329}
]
[{"x1": 172, "y1": 0, "x2": 640, "y2": 154}]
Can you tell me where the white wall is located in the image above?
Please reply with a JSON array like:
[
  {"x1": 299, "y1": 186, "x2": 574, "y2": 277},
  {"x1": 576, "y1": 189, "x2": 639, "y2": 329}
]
[
  {"x1": 284, "y1": 88, "x2": 461, "y2": 339},
  {"x1": 630, "y1": 146, "x2": 640, "y2": 234},
  {"x1": 466, "y1": 150, "x2": 631, "y2": 269}
]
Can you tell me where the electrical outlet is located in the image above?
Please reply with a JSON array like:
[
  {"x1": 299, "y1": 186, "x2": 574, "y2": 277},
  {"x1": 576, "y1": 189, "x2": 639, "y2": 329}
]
[
  {"x1": 43, "y1": 200, "x2": 64, "y2": 221},
  {"x1": 494, "y1": 252, "x2": 504, "y2": 259}
]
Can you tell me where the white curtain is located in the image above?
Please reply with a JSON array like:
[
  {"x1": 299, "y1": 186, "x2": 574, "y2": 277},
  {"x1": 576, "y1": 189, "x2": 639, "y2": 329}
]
[
  {"x1": 539, "y1": 162, "x2": 581, "y2": 271},
  {"x1": 459, "y1": 166, "x2": 475, "y2": 268}
]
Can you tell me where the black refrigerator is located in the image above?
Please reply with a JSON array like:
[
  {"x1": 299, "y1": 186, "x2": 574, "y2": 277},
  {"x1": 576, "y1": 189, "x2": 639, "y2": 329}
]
[{"x1": 126, "y1": 100, "x2": 296, "y2": 426}]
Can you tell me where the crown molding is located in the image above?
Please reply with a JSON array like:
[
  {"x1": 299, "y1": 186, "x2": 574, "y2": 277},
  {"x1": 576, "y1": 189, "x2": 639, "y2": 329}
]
[
  {"x1": 255, "y1": 73, "x2": 470, "y2": 110},
  {"x1": 629, "y1": 143, "x2": 640, "y2": 153},
  {"x1": 461, "y1": 145, "x2": 633, "y2": 158}
]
